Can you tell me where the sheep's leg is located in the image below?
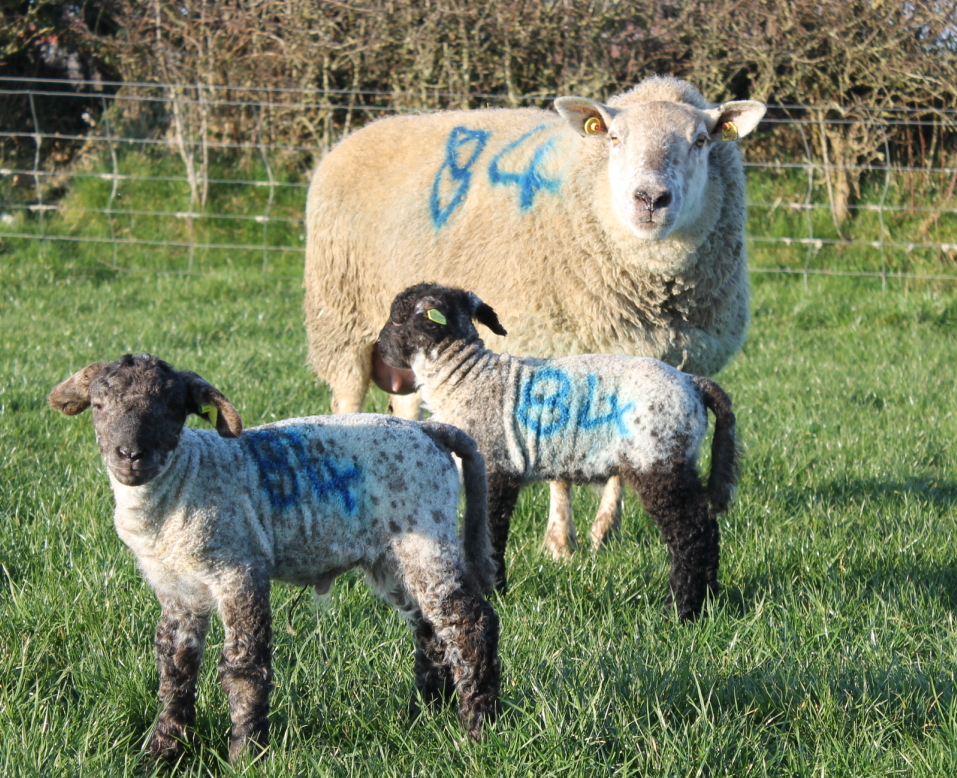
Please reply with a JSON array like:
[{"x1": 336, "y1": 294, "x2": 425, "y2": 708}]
[
  {"x1": 590, "y1": 476, "x2": 624, "y2": 548},
  {"x1": 216, "y1": 576, "x2": 273, "y2": 763},
  {"x1": 147, "y1": 595, "x2": 210, "y2": 764},
  {"x1": 441, "y1": 586, "x2": 500, "y2": 739},
  {"x1": 544, "y1": 480, "x2": 577, "y2": 558},
  {"x1": 625, "y1": 461, "x2": 719, "y2": 621},
  {"x1": 327, "y1": 343, "x2": 375, "y2": 414},
  {"x1": 389, "y1": 392, "x2": 422, "y2": 420},
  {"x1": 408, "y1": 618, "x2": 456, "y2": 718},
  {"x1": 487, "y1": 470, "x2": 523, "y2": 593}
]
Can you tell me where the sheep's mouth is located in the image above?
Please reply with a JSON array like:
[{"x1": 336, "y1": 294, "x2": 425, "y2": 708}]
[{"x1": 110, "y1": 463, "x2": 160, "y2": 486}]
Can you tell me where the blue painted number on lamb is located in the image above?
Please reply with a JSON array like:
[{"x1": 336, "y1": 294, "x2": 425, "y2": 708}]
[
  {"x1": 244, "y1": 429, "x2": 361, "y2": 512},
  {"x1": 516, "y1": 368, "x2": 634, "y2": 437}
]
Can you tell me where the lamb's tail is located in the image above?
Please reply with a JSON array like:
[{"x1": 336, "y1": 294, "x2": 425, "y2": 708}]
[
  {"x1": 690, "y1": 376, "x2": 740, "y2": 516},
  {"x1": 418, "y1": 420, "x2": 497, "y2": 595}
]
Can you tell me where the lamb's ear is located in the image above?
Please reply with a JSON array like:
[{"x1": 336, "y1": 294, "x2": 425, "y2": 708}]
[
  {"x1": 554, "y1": 96, "x2": 618, "y2": 137},
  {"x1": 468, "y1": 292, "x2": 507, "y2": 336},
  {"x1": 180, "y1": 371, "x2": 243, "y2": 438},
  {"x1": 47, "y1": 362, "x2": 110, "y2": 415},
  {"x1": 704, "y1": 100, "x2": 766, "y2": 142}
]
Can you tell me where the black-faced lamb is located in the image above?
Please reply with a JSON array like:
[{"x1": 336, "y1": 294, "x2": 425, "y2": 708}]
[
  {"x1": 377, "y1": 284, "x2": 739, "y2": 620},
  {"x1": 304, "y1": 74, "x2": 764, "y2": 564},
  {"x1": 47, "y1": 353, "x2": 499, "y2": 763}
]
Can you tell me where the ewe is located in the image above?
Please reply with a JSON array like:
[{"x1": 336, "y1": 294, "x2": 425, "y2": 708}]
[
  {"x1": 304, "y1": 75, "x2": 763, "y2": 562},
  {"x1": 48, "y1": 353, "x2": 499, "y2": 763}
]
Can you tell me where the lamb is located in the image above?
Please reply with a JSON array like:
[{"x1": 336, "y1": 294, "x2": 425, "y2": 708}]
[
  {"x1": 47, "y1": 353, "x2": 500, "y2": 764},
  {"x1": 303, "y1": 74, "x2": 764, "y2": 563},
  {"x1": 377, "y1": 284, "x2": 739, "y2": 621}
]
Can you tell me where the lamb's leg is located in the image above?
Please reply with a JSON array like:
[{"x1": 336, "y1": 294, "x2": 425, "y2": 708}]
[
  {"x1": 487, "y1": 470, "x2": 523, "y2": 592},
  {"x1": 440, "y1": 586, "x2": 500, "y2": 740},
  {"x1": 409, "y1": 618, "x2": 456, "y2": 718},
  {"x1": 147, "y1": 595, "x2": 210, "y2": 764},
  {"x1": 590, "y1": 475, "x2": 623, "y2": 548},
  {"x1": 544, "y1": 480, "x2": 577, "y2": 558},
  {"x1": 216, "y1": 576, "x2": 273, "y2": 763},
  {"x1": 625, "y1": 461, "x2": 719, "y2": 621}
]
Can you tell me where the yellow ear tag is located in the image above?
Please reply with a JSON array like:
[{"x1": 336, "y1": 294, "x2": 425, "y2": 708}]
[
  {"x1": 721, "y1": 121, "x2": 738, "y2": 142},
  {"x1": 583, "y1": 116, "x2": 603, "y2": 135},
  {"x1": 427, "y1": 309, "x2": 447, "y2": 325},
  {"x1": 200, "y1": 403, "x2": 218, "y2": 427}
]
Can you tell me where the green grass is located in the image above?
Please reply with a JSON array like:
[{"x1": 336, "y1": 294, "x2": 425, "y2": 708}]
[{"x1": 3, "y1": 239, "x2": 957, "y2": 775}]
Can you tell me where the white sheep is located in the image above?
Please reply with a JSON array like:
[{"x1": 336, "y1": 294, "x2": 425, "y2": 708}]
[
  {"x1": 377, "y1": 284, "x2": 739, "y2": 620},
  {"x1": 303, "y1": 75, "x2": 764, "y2": 562},
  {"x1": 47, "y1": 353, "x2": 499, "y2": 764}
]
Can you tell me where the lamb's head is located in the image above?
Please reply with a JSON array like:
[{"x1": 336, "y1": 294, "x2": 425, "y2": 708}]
[
  {"x1": 555, "y1": 82, "x2": 765, "y2": 241},
  {"x1": 377, "y1": 283, "x2": 507, "y2": 370},
  {"x1": 48, "y1": 353, "x2": 242, "y2": 486}
]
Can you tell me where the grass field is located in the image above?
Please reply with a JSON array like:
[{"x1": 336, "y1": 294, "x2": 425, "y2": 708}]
[{"x1": 2, "y1": 236, "x2": 957, "y2": 776}]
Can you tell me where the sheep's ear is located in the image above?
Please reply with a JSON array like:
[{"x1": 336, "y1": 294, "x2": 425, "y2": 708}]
[
  {"x1": 180, "y1": 371, "x2": 243, "y2": 438},
  {"x1": 468, "y1": 292, "x2": 507, "y2": 336},
  {"x1": 554, "y1": 96, "x2": 617, "y2": 137},
  {"x1": 704, "y1": 100, "x2": 766, "y2": 142},
  {"x1": 47, "y1": 362, "x2": 110, "y2": 416}
]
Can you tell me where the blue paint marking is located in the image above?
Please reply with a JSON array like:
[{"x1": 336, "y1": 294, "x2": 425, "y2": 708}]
[
  {"x1": 430, "y1": 126, "x2": 490, "y2": 228},
  {"x1": 577, "y1": 375, "x2": 635, "y2": 436},
  {"x1": 488, "y1": 125, "x2": 561, "y2": 211},
  {"x1": 517, "y1": 369, "x2": 633, "y2": 438},
  {"x1": 244, "y1": 429, "x2": 361, "y2": 512},
  {"x1": 516, "y1": 367, "x2": 571, "y2": 437}
]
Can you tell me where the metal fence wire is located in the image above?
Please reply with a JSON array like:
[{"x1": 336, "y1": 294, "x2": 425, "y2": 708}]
[{"x1": 2, "y1": 77, "x2": 956, "y2": 285}]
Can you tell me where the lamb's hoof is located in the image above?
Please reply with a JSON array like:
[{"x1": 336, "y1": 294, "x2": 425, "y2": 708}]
[{"x1": 146, "y1": 727, "x2": 187, "y2": 766}]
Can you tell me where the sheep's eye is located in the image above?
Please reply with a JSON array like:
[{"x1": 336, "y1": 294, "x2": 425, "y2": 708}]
[
  {"x1": 694, "y1": 134, "x2": 708, "y2": 148},
  {"x1": 91, "y1": 401, "x2": 104, "y2": 411},
  {"x1": 609, "y1": 133, "x2": 621, "y2": 146}
]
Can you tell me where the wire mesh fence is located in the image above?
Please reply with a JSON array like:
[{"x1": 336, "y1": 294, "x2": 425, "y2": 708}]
[{"x1": 2, "y1": 77, "x2": 956, "y2": 285}]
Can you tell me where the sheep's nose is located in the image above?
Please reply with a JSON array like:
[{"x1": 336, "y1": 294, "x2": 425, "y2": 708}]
[
  {"x1": 634, "y1": 189, "x2": 672, "y2": 211},
  {"x1": 117, "y1": 445, "x2": 144, "y2": 463}
]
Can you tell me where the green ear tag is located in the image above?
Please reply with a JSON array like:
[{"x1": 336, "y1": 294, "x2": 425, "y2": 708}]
[
  {"x1": 200, "y1": 403, "x2": 218, "y2": 427},
  {"x1": 427, "y1": 309, "x2": 447, "y2": 325}
]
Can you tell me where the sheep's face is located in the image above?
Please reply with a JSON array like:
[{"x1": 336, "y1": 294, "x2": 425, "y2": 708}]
[
  {"x1": 555, "y1": 95, "x2": 766, "y2": 241},
  {"x1": 378, "y1": 283, "x2": 507, "y2": 370},
  {"x1": 48, "y1": 354, "x2": 243, "y2": 487}
]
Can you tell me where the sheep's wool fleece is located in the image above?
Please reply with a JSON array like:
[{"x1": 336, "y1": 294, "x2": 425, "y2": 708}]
[
  {"x1": 416, "y1": 348, "x2": 707, "y2": 481},
  {"x1": 109, "y1": 414, "x2": 461, "y2": 598}
]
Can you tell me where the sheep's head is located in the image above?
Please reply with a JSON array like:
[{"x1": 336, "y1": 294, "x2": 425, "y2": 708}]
[
  {"x1": 48, "y1": 353, "x2": 242, "y2": 486},
  {"x1": 377, "y1": 283, "x2": 507, "y2": 370},
  {"x1": 555, "y1": 85, "x2": 765, "y2": 241}
]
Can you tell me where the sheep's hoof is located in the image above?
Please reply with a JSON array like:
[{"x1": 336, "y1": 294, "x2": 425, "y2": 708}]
[
  {"x1": 145, "y1": 727, "x2": 187, "y2": 765},
  {"x1": 543, "y1": 531, "x2": 577, "y2": 559}
]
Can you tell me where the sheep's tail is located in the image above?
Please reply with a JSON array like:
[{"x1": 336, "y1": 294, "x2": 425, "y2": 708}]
[
  {"x1": 418, "y1": 421, "x2": 497, "y2": 595},
  {"x1": 690, "y1": 376, "x2": 740, "y2": 516}
]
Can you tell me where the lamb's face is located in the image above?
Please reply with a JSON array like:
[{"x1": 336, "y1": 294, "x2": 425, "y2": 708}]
[
  {"x1": 48, "y1": 353, "x2": 243, "y2": 487},
  {"x1": 377, "y1": 283, "x2": 506, "y2": 370},
  {"x1": 555, "y1": 93, "x2": 766, "y2": 241},
  {"x1": 87, "y1": 357, "x2": 191, "y2": 486}
]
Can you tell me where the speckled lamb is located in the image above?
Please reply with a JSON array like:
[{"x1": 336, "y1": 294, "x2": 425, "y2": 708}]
[
  {"x1": 377, "y1": 284, "x2": 739, "y2": 620},
  {"x1": 47, "y1": 353, "x2": 499, "y2": 764}
]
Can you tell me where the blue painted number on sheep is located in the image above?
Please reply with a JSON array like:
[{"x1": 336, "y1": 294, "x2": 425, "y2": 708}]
[
  {"x1": 430, "y1": 127, "x2": 490, "y2": 228},
  {"x1": 517, "y1": 368, "x2": 634, "y2": 438},
  {"x1": 488, "y1": 125, "x2": 561, "y2": 211},
  {"x1": 244, "y1": 429, "x2": 361, "y2": 512},
  {"x1": 430, "y1": 124, "x2": 562, "y2": 228}
]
